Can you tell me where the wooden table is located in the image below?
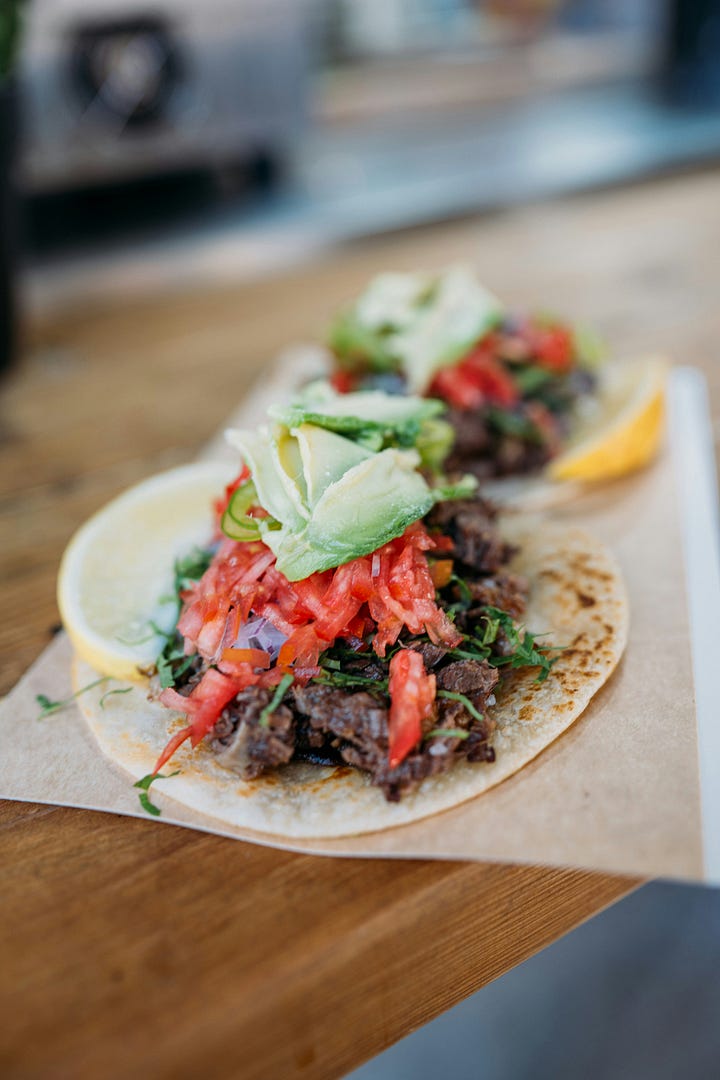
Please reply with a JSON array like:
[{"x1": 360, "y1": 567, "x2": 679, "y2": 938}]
[{"x1": 3, "y1": 168, "x2": 719, "y2": 1079}]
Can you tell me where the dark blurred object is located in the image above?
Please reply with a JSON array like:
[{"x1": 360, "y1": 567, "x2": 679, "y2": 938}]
[
  {"x1": 1, "y1": 0, "x2": 24, "y2": 376},
  {"x1": 70, "y1": 18, "x2": 182, "y2": 130},
  {"x1": 0, "y1": 1, "x2": 23, "y2": 76},
  {"x1": 19, "y1": 1, "x2": 312, "y2": 195},
  {"x1": 664, "y1": 0, "x2": 720, "y2": 104},
  {"x1": 0, "y1": 79, "x2": 18, "y2": 376}
]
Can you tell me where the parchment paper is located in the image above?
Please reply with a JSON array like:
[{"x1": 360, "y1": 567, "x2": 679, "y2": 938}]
[{"x1": 0, "y1": 354, "x2": 711, "y2": 882}]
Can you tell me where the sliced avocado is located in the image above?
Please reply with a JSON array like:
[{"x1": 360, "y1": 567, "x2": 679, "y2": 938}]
[
  {"x1": 395, "y1": 268, "x2": 504, "y2": 393},
  {"x1": 292, "y1": 383, "x2": 443, "y2": 424},
  {"x1": 328, "y1": 272, "x2": 440, "y2": 372},
  {"x1": 226, "y1": 427, "x2": 306, "y2": 529},
  {"x1": 226, "y1": 398, "x2": 451, "y2": 579},
  {"x1": 354, "y1": 271, "x2": 431, "y2": 331},
  {"x1": 271, "y1": 384, "x2": 446, "y2": 456},
  {"x1": 274, "y1": 427, "x2": 309, "y2": 506},
  {"x1": 328, "y1": 268, "x2": 504, "y2": 392},
  {"x1": 294, "y1": 423, "x2": 373, "y2": 509},
  {"x1": 274, "y1": 449, "x2": 433, "y2": 580}
]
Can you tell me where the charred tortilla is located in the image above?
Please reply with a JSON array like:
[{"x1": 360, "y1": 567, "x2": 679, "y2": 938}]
[{"x1": 73, "y1": 522, "x2": 628, "y2": 839}]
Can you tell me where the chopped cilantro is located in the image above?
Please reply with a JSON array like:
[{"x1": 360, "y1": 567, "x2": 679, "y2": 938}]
[
  {"x1": 427, "y1": 727, "x2": 470, "y2": 740},
  {"x1": 134, "y1": 770, "x2": 180, "y2": 817},
  {"x1": 436, "y1": 690, "x2": 485, "y2": 724},
  {"x1": 487, "y1": 405, "x2": 544, "y2": 443},
  {"x1": 448, "y1": 573, "x2": 473, "y2": 612},
  {"x1": 513, "y1": 365, "x2": 555, "y2": 396},
  {"x1": 478, "y1": 612, "x2": 501, "y2": 647},
  {"x1": 154, "y1": 547, "x2": 213, "y2": 689},
  {"x1": 316, "y1": 668, "x2": 389, "y2": 693},
  {"x1": 157, "y1": 646, "x2": 195, "y2": 690},
  {"x1": 481, "y1": 606, "x2": 559, "y2": 683},
  {"x1": 259, "y1": 674, "x2": 294, "y2": 727},
  {"x1": 447, "y1": 645, "x2": 491, "y2": 661},
  {"x1": 35, "y1": 677, "x2": 110, "y2": 719},
  {"x1": 431, "y1": 475, "x2": 478, "y2": 504},
  {"x1": 99, "y1": 687, "x2": 133, "y2": 709},
  {"x1": 173, "y1": 548, "x2": 214, "y2": 593}
]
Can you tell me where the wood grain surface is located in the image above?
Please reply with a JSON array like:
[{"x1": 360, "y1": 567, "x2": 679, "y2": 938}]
[{"x1": 3, "y1": 167, "x2": 719, "y2": 1079}]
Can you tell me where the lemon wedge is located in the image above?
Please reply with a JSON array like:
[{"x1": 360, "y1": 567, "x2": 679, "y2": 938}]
[
  {"x1": 58, "y1": 462, "x2": 235, "y2": 682},
  {"x1": 548, "y1": 355, "x2": 668, "y2": 483}
]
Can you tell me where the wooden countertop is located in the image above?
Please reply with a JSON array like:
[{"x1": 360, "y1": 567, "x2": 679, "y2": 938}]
[{"x1": 3, "y1": 168, "x2": 718, "y2": 1079}]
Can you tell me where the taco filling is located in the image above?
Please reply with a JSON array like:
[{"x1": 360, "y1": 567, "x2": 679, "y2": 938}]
[
  {"x1": 327, "y1": 267, "x2": 601, "y2": 480},
  {"x1": 147, "y1": 388, "x2": 561, "y2": 803},
  {"x1": 150, "y1": 393, "x2": 558, "y2": 802}
]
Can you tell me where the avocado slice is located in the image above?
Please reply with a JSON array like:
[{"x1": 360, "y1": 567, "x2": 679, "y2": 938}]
[
  {"x1": 329, "y1": 267, "x2": 504, "y2": 394},
  {"x1": 272, "y1": 382, "x2": 443, "y2": 428},
  {"x1": 354, "y1": 271, "x2": 431, "y2": 331},
  {"x1": 226, "y1": 427, "x2": 306, "y2": 528},
  {"x1": 294, "y1": 423, "x2": 373, "y2": 509},
  {"x1": 272, "y1": 448, "x2": 433, "y2": 581},
  {"x1": 274, "y1": 427, "x2": 309, "y2": 509},
  {"x1": 271, "y1": 383, "x2": 447, "y2": 458},
  {"x1": 327, "y1": 272, "x2": 431, "y2": 373},
  {"x1": 394, "y1": 268, "x2": 503, "y2": 393}
]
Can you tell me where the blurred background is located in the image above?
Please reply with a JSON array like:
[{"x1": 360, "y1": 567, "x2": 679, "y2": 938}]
[
  {"x1": 2, "y1": 3, "x2": 720, "y2": 1078},
  {"x1": 2, "y1": 0, "x2": 720, "y2": 337}
]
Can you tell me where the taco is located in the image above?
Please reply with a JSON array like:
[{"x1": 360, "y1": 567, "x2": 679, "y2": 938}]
[
  {"x1": 324, "y1": 267, "x2": 665, "y2": 499},
  {"x1": 63, "y1": 389, "x2": 628, "y2": 838}
]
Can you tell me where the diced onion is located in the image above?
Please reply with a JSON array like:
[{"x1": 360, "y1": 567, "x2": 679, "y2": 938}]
[{"x1": 233, "y1": 616, "x2": 287, "y2": 661}]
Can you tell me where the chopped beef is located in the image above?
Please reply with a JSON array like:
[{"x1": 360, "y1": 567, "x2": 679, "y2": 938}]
[
  {"x1": 374, "y1": 663, "x2": 498, "y2": 801},
  {"x1": 436, "y1": 659, "x2": 499, "y2": 698},
  {"x1": 445, "y1": 407, "x2": 554, "y2": 480},
  {"x1": 210, "y1": 686, "x2": 295, "y2": 779},
  {"x1": 407, "y1": 640, "x2": 448, "y2": 670},
  {"x1": 466, "y1": 572, "x2": 527, "y2": 617},
  {"x1": 293, "y1": 684, "x2": 388, "y2": 774},
  {"x1": 293, "y1": 714, "x2": 346, "y2": 767},
  {"x1": 342, "y1": 655, "x2": 387, "y2": 681},
  {"x1": 444, "y1": 408, "x2": 492, "y2": 458},
  {"x1": 427, "y1": 498, "x2": 516, "y2": 574},
  {"x1": 290, "y1": 660, "x2": 500, "y2": 802},
  {"x1": 208, "y1": 659, "x2": 503, "y2": 801},
  {"x1": 487, "y1": 435, "x2": 553, "y2": 478},
  {"x1": 489, "y1": 627, "x2": 518, "y2": 658}
]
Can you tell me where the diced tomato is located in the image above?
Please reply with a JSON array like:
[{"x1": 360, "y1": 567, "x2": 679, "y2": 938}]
[
  {"x1": 258, "y1": 665, "x2": 301, "y2": 687},
  {"x1": 525, "y1": 400, "x2": 562, "y2": 452},
  {"x1": 156, "y1": 668, "x2": 245, "y2": 771},
  {"x1": 290, "y1": 571, "x2": 334, "y2": 619},
  {"x1": 278, "y1": 624, "x2": 329, "y2": 669},
  {"x1": 330, "y1": 369, "x2": 358, "y2": 394},
  {"x1": 153, "y1": 724, "x2": 193, "y2": 774},
  {"x1": 368, "y1": 527, "x2": 461, "y2": 654},
  {"x1": 527, "y1": 322, "x2": 574, "y2": 373},
  {"x1": 285, "y1": 665, "x2": 321, "y2": 686},
  {"x1": 221, "y1": 647, "x2": 271, "y2": 669},
  {"x1": 430, "y1": 339, "x2": 519, "y2": 411},
  {"x1": 178, "y1": 540, "x2": 275, "y2": 659},
  {"x1": 387, "y1": 649, "x2": 436, "y2": 769}
]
